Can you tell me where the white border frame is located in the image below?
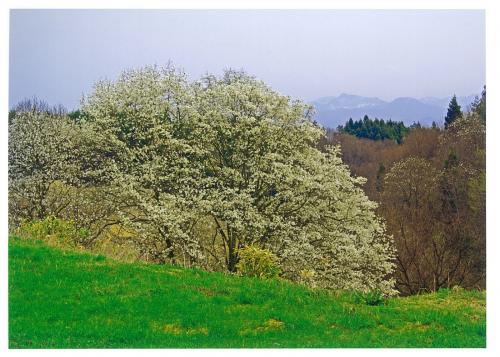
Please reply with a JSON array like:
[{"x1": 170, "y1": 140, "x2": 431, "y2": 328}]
[{"x1": 1, "y1": 1, "x2": 498, "y2": 357}]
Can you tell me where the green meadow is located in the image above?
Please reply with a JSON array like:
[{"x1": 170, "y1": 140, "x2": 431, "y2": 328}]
[{"x1": 9, "y1": 237, "x2": 486, "y2": 348}]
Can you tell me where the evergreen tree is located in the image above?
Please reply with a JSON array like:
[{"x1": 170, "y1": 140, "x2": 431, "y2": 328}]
[
  {"x1": 444, "y1": 95, "x2": 463, "y2": 128},
  {"x1": 338, "y1": 115, "x2": 410, "y2": 143},
  {"x1": 471, "y1": 86, "x2": 486, "y2": 122}
]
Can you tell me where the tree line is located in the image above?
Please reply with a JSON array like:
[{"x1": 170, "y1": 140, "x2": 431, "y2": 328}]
[{"x1": 337, "y1": 116, "x2": 411, "y2": 143}]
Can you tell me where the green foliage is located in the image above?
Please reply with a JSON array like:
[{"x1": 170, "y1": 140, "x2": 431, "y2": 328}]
[
  {"x1": 339, "y1": 115, "x2": 410, "y2": 143},
  {"x1": 236, "y1": 245, "x2": 280, "y2": 279},
  {"x1": 444, "y1": 95, "x2": 463, "y2": 128},
  {"x1": 9, "y1": 238, "x2": 486, "y2": 348},
  {"x1": 468, "y1": 168, "x2": 486, "y2": 214},
  {"x1": 470, "y1": 86, "x2": 486, "y2": 122},
  {"x1": 17, "y1": 216, "x2": 89, "y2": 249},
  {"x1": 354, "y1": 290, "x2": 386, "y2": 306},
  {"x1": 444, "y1": 150, "x2": 459, "y2": 169}
]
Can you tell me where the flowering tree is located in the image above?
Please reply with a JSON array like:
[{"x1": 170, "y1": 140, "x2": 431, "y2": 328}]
[
  {"x1": 192, "y1": 71, "x2": 396, "y2": 293},
  {"x1": 77, "y1": 66, "x2": 396, "y2": 294},
  {"x1": 8, "y1": 111, "x2": 79, "y2": 225},
  {"x1": 8, "y1": 109, "x2": 129, "y2": 247},
  {"x1": 80, "y1": 66, "x2": 208, "y2": 263}
]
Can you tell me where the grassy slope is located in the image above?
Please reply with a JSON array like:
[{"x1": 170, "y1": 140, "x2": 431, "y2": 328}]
[{"x1": 9, "y1": 237, "x2": 486, "y2": 348}]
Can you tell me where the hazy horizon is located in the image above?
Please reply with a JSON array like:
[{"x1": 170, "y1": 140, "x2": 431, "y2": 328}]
[{"x1": 9, "y1": 9, "x2": 485, "y2": 110}]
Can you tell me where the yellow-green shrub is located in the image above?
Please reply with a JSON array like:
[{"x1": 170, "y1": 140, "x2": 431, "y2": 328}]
[
  {"x1": 236, "y1": 245, "x2": 280, "y2": 279},
  {"x1": 17, "y1": 216, "x2": 89, "y2": 249}
]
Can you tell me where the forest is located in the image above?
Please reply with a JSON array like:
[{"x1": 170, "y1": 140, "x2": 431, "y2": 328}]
[
  {"x1": 337, "y1": 115, "x2": 411, "y2": 143},
  {"x1": 321, "y1": 90, "x2": 486, "y2": 295},
  {"x1": 8, "y1": 66, "x2": 486, "y2": 297}
]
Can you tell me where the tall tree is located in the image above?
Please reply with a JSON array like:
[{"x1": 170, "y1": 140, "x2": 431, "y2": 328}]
[
  {"x1": 78, "y1": 66, "x2": 397, "y2": 295},
  {"x1": 471, "y1": 86, "x2": 486, "y2": 122},
  {"x1": 444, "y1": 95, "x2": 463, "y2": 128}
]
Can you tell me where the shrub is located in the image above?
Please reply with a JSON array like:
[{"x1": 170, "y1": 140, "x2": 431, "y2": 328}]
[
  {"x1": 17, "y1": 216, "x2": 89, "y2": 249},
  {"x1": 236, "y1": 245, "x2": 280, "y2": 279},
  {"x1": 355, "y1": 290, "x2": 386, "y2": 306}
]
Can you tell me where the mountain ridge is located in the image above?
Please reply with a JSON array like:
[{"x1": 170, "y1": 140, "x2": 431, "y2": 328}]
[{"x1": 311, "y1": 93, "x2": 477, "y2": 128}]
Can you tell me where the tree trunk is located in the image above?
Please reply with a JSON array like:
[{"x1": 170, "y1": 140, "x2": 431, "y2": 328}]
[{"x1": 227, "y1": 227, "x2": 238, "y2": 272}]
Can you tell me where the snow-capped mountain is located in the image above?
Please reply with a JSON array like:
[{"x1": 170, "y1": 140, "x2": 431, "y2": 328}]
[{"x1": 310, "y1": 94, "x2": 478, "y2": 129}]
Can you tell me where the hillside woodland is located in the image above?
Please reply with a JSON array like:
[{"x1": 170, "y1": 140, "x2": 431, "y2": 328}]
[
  {"x1": 8, "y1": 66, "x2": 485, "y2": 296},
  {"x1": 321, "y1": 89, "x2": 486, "y2": 295}
]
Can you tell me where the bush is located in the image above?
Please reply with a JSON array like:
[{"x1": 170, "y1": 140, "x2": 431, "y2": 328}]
[
  {"x1": 355, "y1": 290, "x2": 386, "y2": 306},
  {"x1": 17, "y1": 216, "x2": 89, "y2": 249},
  {"x1": 236, "y1": 245, "x2": 280, "y2": 279}
]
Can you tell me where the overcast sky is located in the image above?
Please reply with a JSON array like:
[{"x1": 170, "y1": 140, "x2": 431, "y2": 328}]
[{"x1": 9, "y1": 9, "x2": 485, "y2": 110}]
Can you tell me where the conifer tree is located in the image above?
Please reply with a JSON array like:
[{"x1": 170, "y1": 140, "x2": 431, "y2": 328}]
[
  {"x1": 444, "y1": 95, "x2": 463, "y2": 128},
  {"x1": 471, "y1": 86, "x2": 486, "y2": 122}
]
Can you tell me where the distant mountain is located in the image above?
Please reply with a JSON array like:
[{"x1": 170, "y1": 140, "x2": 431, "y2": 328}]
[
  {"x1": 419, "y1": 95, "x2": 476, "y2": 110},
  {"x1": 313, "y1": 93, "x2": 386, "y2": 110},
  {"x1": 311, "y1": 94, "x2": 477, "y2": 129}
]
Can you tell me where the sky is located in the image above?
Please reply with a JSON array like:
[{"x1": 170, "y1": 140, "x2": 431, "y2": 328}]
[{"x1": 9, "y1": 9, "x2": 485, "y2": 110}]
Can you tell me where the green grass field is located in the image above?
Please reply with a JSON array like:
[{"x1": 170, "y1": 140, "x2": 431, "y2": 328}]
[{"x1": 9, "y1": 237, "x2": 486, "y2": 348}]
